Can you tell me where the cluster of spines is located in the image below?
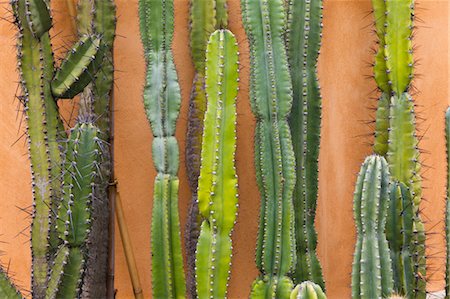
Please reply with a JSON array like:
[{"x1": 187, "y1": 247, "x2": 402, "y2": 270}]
[
  {"x1": 185, "y1": 1, "x2": 229, "y2": 296},
  {"x1": 194, "y1": 29, "x2": 239, "y2": 299},
  {"x1": 285, "y1": 0, "x2": 325, "y2": 289},
  {"x1": 351, "y1": 155, "x2": 393, "y2": 299},
  {"x1": 138, "y1": 0, "x2": 185, "y2": 298},
  {"x1": 370, "y1": 0, "x2": 425, "y2": 297},
  {"x1": 241, "y1": 0, "x2": 296, "y2": 297},
  {"x1": 290, "y1": 281, "x2": 326, "y2": 299},
  {"x1": 76, "y1": 1, "x2": 116, "y2": 296},
  {"x1": 445, "y1": 107, "x2": 450, "y2": 298},
  {"x1": 45, "y1": 121, "x2": 101, "y2": 299}
]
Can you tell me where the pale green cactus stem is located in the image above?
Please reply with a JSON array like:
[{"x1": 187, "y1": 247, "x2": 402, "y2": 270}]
[
  {"x1": 138, "y1": 0, "x2": 185, "y2": 297},
  {"x1": 285, "y1": 0, "x2": 325, "y2": 288},
  {"x1": 0, "y1": 268, "x2": 21, "y2": 298},
  {"x1": 351, "y1": 155, "x2": 393, "y2": 299},
  {"x1": 185, "y1": 1, "x2": 229, "y2": 296},
  {"x1": 195, "y1": 29, "x2": 239, "y2": 299},
  {"x1": 45, "y1": 121, "x2": 102, "y2": 299},
  {"x1": 242, "y1": 0, "x2": 296, "y2": 297},
  {"x1": 446, "y1": 107, "x2": 450, "y2": 298},
  {"x1": 290, "y1": 281, "x2": 326, "y2": 299},
  {"x1": 250, "y1": 276, "x2": 293, "y2": 299}
]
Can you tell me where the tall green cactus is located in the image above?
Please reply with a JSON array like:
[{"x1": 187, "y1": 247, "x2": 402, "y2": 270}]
[
  {"x1": 45, "y1": 121, "x2": 101, "y2": 299},
  {"x1": 138, "y1": 0, "x2": 185, "y2": 297},
  {"x1": 445, "y1": 107, "x2": 450, "y2": 298},
  {"x1": 370, "y1": 0, "x2": 425, "y2": 297},
  {"x1": 291, "y1": 281, "x2": 326, "y2": 299},
  {"x1": 12, "y1": 0, "x2": 106, "y2": 296},
  {"x1": 285, "y1": 0, "x2": 324, "y2": 288},
  {"x1": 241, "y1": 0, "x2": 296, "y2": 297},
  {"x1": 351, "y1": 155, "x2": 393, "y2": 299},
  {"x1": 195, "y1": 29, "x2": 239, "y2": 299},
  {"x1": 76, "y1": 1, "x2": 116, "y2": 296},
  {"x1": 185, "y1": 1, "x2": 229, "y2": 295}
]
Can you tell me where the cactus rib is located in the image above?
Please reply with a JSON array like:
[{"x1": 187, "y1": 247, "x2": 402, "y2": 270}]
[
  {"x1": 290, "y1": 281, "x2": 326, "y2": 299},
  {"x1": 0, "y1": 267, "x2": 21, "y2": 298},
  {"x1": 138, "y1": 0, "x2": 185, "y2": 297},
  {"x1": 286, "y1": 0, "x2": 325, "y2": 288}
]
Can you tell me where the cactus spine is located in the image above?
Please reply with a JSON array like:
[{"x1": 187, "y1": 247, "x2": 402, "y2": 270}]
[
  {"x1": 76, "y1": 1, "x2": 116, "y2": 296},
  {"x1": 195, "y1": 29, "x2": 239, "y2": 299},
  {"x1": 351, "y1": 155, "x2": 393, "y2": 299},
  {"x1": 185, "y1": 1, "x2": 229, "y2": 295},
  {"x1": 290, "y1": 281, "x2": 326, "y2": 299},
  {"x1": 138, "y1": 0, "x2": 185, "y2": 297},
  {"x1": 242, "y1": 0, "x2": 296, "y2": 297},
  {"x1": 369, "y1": 0, "x2": 426, "y2": 296},
  {"x1": 285, "y1": 0, "x2": 324, "y2": 288},
  {"x1": 0, "y1": 268, "x2": 21, "y2": 298},
  {"x1": 445, "y1": 107, "x2": 450, "y2": 298}
]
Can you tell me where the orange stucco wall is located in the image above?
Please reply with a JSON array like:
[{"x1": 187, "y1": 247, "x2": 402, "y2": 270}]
[{"x1": 0, "y1": 0, "x2": 448, "y2": 298}]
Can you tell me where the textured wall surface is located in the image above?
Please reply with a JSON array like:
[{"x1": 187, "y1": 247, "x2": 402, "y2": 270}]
[{"x1": 0, "y1": 0, "x2": 447, "y2": 298}]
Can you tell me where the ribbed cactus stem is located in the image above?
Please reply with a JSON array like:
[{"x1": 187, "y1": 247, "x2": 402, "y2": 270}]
[
  {"x1": 250, "y1": 276, "x2": 293, "y2": 299},
  {"x1": 185, "y1": 1, "x2": 229, "y2": 296},
  {"x1": 242, "y1": 0, "x2": 296, "y2": 297},
  {"x1": 195, "y1": 29, "x2": 239, "y2": 299},
  {"x1": 351, "y1": 155, "x2": 393, "y2": 299},
  {"x1": 445, "y1": 107, "x2": 450, "y2": 297},
  {"x1": 285, "y1": 0, "x2": 324, "y2": 288},
  {"x1": 45, "y1": 121, "x2": 101, "y2": 299},
  {"x1": 290, "y1": 281, "x2": 326, "y2": 299},
  {"x1": 138, "y1": 0, "x2": 185, "y2": 297},
  {"x1": 0, "y1": 268, "x2": 21, "y2": 298}
]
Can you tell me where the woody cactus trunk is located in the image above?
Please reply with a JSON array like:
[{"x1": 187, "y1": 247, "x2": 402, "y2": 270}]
[
  {"x1": 6, "y1": 0, "x2": 114, "y2": 297},
  {"x1": 371, "y1": 0, "x2": 426, "y2": 297},
  {"x1": 241, "y1": 0, "x2": 297, "y2": 297},
  {"x1": 185, "y1": 1, "x2": 229, "y2": 296},
  {"x1": 138, "y1": 0, "x2": 186, "y2": 297}
]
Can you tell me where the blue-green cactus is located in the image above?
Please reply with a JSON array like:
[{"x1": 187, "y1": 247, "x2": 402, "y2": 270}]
[
  {"x1": 351, "y1": 155, "x2": 393, "y2": 299},
  {"x1": 138, "y1": 0, "x2": 185, "y2": 297},
  {"x1": 195, "y1": 29, "x2": 239, "y2": 299},
  {"x1": 241, "y1": 0, "x2": 296, "y2": 297},
  {"x1": 285, "y1": 0, "x2": 324, "y2": 288}
]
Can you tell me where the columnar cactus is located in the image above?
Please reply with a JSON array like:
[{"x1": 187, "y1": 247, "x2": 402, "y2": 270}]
[
  {"x1": 76, "y1": 1, "x2": 116, "y2": 296},
  {"x1": 0, "y1": 268, "x2": 21, "y2": 298},
  {"x1": 45, "y1": 121, "x2": 101, "y2": 299},
  {"x1": 445, "y1": 107, "x2": 450, "y2": 298},
  {"x1": 185, "y1": 1, "x2": 229, "y2": 295},
  {"x1": 351, "y1": 155, "x2": 393, "y2": 299},
  {"x1": 138, "y1": 0, "x2": 185, "y2": 297},
  {"x1": 241, "y1": 0, "x2": 296, "y2": 297},
  {"x1": 195, "y1": 29, "x2": 239, "y2": 299},
  {"x1": 285, "y1": 0, "x2": 324, "y2": 288},
  {"x1": 290, "y1": 281, "x2": 326, "y2": 299},
  {"x1": 370, "y1": 0, "x2": 425, "y2": 297}
]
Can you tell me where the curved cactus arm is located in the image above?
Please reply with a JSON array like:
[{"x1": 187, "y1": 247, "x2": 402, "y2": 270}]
[
  {"x1": 384, "y1": 0, "x2": 414, "y2": 95},
  {"x1": 139, "y1": 0, "x2": 185, "y2": 297},
  {"x1": 285, "y1": 0, "x2": 324, "y2": 288},
  {"x1": 242, "y1": 0, "x2": 296, "y2": 280},
  {"x1": 290, "y1": 281, "x2": 326, "y2": 299},
  {"x1": 250, "y1": 276, "x2": 293, "y2": 299},
  {"x1": 0, "y1": 267, "x2": 22, "y2": 299},
  {"x1": 446, "y1": 107, "x2": 450, "y2": 297},
  {"x1": 352, "y1": 155, "x2": 393, "y2": 299},
  {"x1": 24, "y1": 0, "x2": 52, "y2": 39},
  {"x1": 195, "y1": 29, "x2": 239, "y2": 299}
]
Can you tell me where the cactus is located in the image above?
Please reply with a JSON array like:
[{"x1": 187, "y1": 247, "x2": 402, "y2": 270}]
[
  {"x1": 195, "y1": 29, "x2": 239, "y2": 299},
  {"x1": 251, "y1": 276, "x2": 293, "y2": 299},
  {"x1": 351, "y1": 155, "x2": 393, "y2": 299},
  {"x1": 138, "y1": 0, "x2": 185, "y2": 297},
  {"x1": 370, "y1": 0, "x2": 426, "y2": 297},
  {"x1": 0, "y1": 267, "x2": 21, "y2": 298},
  {"x1": 11, "y1": 0, "x2": 106, "y2": 296},
  {"x1": 185, "y1": 1, "x2": 229, "y2": 295},
  {"x1": 445, "y1": 107, "x2": 450, "y2": 298},
  {"x1": 285, "y1": 0, "x2": 324, "y2": 288},
  {"x1": 45, "y1": 121, "x2": 101, "y2": 299},
  {"x1": 290, "y1": 281, "x2": 326, "y2": 299},
  {"x1": 241, "y1": 0, "x2": 296, "y2": 297},
  {"x1": 76, "y1": 1, "x2": 116, "y2": 296}
]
